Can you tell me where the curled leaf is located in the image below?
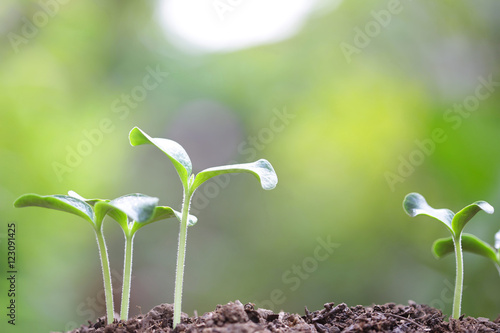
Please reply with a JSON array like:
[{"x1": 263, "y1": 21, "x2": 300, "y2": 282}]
[
  {"x1": 192, "y1": 159, "x2": 278, "y2": 192},
  {"x1": 452, "y1": 201, "x2": 494, "y2": 236},
  {"x1": 403, "y1": 193, "x2": 455, "y2": 234},
  {"x1": 129, "y1": 127, "x2": 192, "y2": 186}
]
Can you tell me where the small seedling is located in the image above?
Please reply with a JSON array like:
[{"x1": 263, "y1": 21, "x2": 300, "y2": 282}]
[
  {"x1": 14, "y1": 193, "x2": 118, "y2": 324},
  {"x1": 90, "y1": 193, "x2": 197, "y2": 320},
  {"x1": 433, "y1": 232, "x2": 500, "y2": 277},
  {"x1": 129, "y1": 126, "x2": 278, "y2": 327},
  {"x1": 14, "y1": 191, "x2": 192, "y2": 323},
  {"x1": 402, "y1": 192, "x2": 494, "y2": 319}
]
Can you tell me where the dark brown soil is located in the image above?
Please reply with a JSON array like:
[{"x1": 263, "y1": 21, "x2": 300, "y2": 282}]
[{"x1": 64, "y1": 300, "x2": 500, "y2": 333}]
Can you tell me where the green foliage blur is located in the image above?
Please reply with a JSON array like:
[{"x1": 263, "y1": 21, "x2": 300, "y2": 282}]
[{"x1": 2, "y1": 0, "x2": 500, "y2": 331}]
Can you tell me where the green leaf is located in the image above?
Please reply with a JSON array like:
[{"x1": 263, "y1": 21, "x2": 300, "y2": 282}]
[
  {"x1": 129, "y1": 206, "x2": 198, "y2": 234},
  {"x1": 192, "y1": 159, "x2": 278, "y2": 192},
  {"x1": 14, "y1": 193, "x2": 94, "y2": 225},
  {"x1": 403, "y1": 193, "x2": 455, "y2": 234},
  {"x1": 136, "y1": 206, "x2": 197, "y2": 228},
  {"x1": 171, "y1": 209, "x2": 198, "y2": 227},
  {"x1": 129, "y1": 127, "x2": 192, "y2": 186},
  {"x1": 433, "y1": 234, "x2": 499, "y2": 263},
  {"x1": 98, "y1": 194, "x2": 197, "y2": 234},
  {"x1": 106, "y1": 194, "x2": 159, "y2": 223},
  {"x1": 68, "y1": 190, "x2": 126, "y2": 229},
  {"x1": 451, "y1": 201, "x2": 494, "y2": 236},
  {"x1": 432, "y1": 236, "x2": 455, "y2": 259},
  {"x1": 68, "y1": 190, "x2": 106, "y2": 205}
]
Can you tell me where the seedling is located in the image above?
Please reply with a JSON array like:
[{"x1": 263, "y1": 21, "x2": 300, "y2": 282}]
[
  {"x1": 14, "y1": 193, "x2": 118, "y2": 324},
  {"x1": 89, "y1": 193, "x2": 197, "y2": 320},
  {"x1": 129, "y1": 126, "x2": 278, "y2": 327},
  {"x1": 433, "y1": 232, "x2": 500, "y2": 277},
  {"x1": 14, "y1": 191, "x2": 193, "y2": 323},
  {"x1": 402, "y1": 192, "x2": 494, "y2": 319}
]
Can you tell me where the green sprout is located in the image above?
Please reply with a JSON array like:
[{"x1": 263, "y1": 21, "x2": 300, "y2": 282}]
[
  {"x1": 14, "y1": 191, "x2": 194, "y2": 323},
  {"x1": 433, "y1": 231, "x2": 500, "y2": 277},
  {"x1": 402, "y1": 192, "x2": 494, "y2": 319},
  {"x1": 14, "y1": 193, "x2": 118, "y2": 324},
  {"x1": 93, "y1": 193, "x2": 197, "y2": 321},
  {"x1": 129, "y1": 126, "x2": 278, "y2": 327}
]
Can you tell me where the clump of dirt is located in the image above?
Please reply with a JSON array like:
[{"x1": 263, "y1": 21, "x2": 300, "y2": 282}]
[{"x1": 63, "y1": 300, "x2": 500, "y2": 333}]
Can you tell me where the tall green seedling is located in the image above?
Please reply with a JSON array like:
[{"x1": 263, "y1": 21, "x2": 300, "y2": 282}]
[
  {"x1": 129, "y1": 126, "x2": 278, "y2": 327},
  {"x1": 402, "y1": 192, "x2": 494, "y2": 318},
  {"x1": 14, "y1": 193, "x2": 119, "y2": 324}
]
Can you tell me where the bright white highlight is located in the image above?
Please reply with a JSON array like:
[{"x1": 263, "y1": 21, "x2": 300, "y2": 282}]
[{"x1": 157, "y1": 0, "x2": 331, "y2": 53}]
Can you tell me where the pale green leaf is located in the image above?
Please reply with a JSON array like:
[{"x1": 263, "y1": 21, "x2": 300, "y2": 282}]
[
  {"x1": 107, "y1": 194, "x2": 159, "y2": 223},
  {"x1": 452, "y1": 201, "x2": 494, "y2": 236},
  {"x1": 192, "y1": 159, "x2": 278, "y2": 192},
  {"x1": 69, "y1": 190, "x2": 126, "y2": 228},
  {"x1": 403, "y1": 193, "x2": 454, "y2": 234},
  {"x1": 129, "y1": 127, "x2": 192, "y2": 186},
  {"x1": 14, "y1": 193, "x2": 94, "y2": 225}
]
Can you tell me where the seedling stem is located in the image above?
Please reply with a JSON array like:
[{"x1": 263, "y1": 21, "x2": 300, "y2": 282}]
[
  {"x1": 173, "y1": 190, "x2": 192, "y2": 325},
  {"x1": 452, "y1": 236, "x2": 463, "y2": 319},
  {"x1": 95, "y1": 229, "x2": 115, "y2": 323},
  {"x1": 120, "y1": 233, "x2": 135, "y2": 320}
]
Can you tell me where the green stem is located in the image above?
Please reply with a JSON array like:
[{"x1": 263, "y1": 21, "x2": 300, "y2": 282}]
[
  {"x1": 95, "y1": 230, "x2": 114, "y2": 324},
  {"x1": 173, "y1": 189, "x2": 191, "y2": 328},
  {"x1": 121, "y1": 232, "x2": 135, "y2": 321},
  {"x1": 452, "y1": 235, "x2": 463, "y2": 319}
]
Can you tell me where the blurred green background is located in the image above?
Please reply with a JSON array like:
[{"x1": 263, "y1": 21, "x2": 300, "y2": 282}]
[{"x1": 2, "y1": 0, "x2": 500, "y2": 331}]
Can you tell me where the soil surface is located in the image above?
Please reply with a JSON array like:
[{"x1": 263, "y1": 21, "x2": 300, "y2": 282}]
[{"x1": 64, "y1": 300, "x2": 500, "y2": 333}]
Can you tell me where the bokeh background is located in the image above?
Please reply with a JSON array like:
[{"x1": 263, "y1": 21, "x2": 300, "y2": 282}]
[{"x1": 2, "y1": 0, "x2": 500, "y2": 331}]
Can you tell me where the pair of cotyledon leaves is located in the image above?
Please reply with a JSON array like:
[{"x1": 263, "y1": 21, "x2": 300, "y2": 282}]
[
  {"x1": 14, "y1": 191, "x2": 198, "y2": 234},
  {"x1": 15, "y1": 126, "x2": 278, "y2": 231},
  {"x1": 128, "y1": 127, "x2": 278, "y2": 192},
  {"x1": 403, "y1": 192, "x2": 499, "y2": 265}
]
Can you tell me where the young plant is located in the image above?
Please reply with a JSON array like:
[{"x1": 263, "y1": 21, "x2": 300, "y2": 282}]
[
  {"x1": 89, "y1": 193, "x2": 197, "y2": 321},
  {"x1": 129, "y1": 126, "x2": 278, "y2": 327},
  {"x1": 14, "y1": 193, "x2": 118, "y2": 324},
  {"x1": 433, "y1": 232, "x2": 500, "y2": 277},
  {"x1": 402, "y1": 192, "x2": 494, "y2": 319}
]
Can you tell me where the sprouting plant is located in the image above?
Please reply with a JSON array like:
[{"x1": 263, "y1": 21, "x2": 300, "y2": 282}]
[
  {"x1": 14, "y1": 193, "x2": 118, "y2": 324},
  {"x1": 402, "y1": 192, "x2": 494, "y2": 319},
  {"x1": 14, "y1": 191, "x2": 194, "y2": 323},
  {"x1": 83, "y1": 192, "x2": 197, "y2": 321},
  {"x1": 433, "y1": 231, "x2": 500, "y2": 277},
  {"x1": 129, "y1": 126, "x2": 278, "y2": 327}
]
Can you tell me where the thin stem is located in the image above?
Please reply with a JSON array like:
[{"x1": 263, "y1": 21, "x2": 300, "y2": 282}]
[
  {"x1": 173, "y1": 189, "x2": 191, "y2": 328},
  {"x1": 95, "y1": 230, "x2": 114, "y2": 324},
  {"x1": 120, "y1": 232, "x2": 135, "y2": 321},
  {"x1": 452, "y1": 235, "x2": 463, "y2": 319}
]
